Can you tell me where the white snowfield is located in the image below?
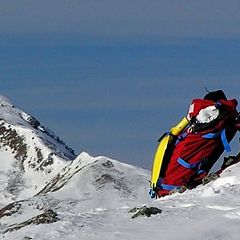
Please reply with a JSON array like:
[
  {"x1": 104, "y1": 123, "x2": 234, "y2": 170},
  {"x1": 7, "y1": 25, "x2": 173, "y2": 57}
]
[{"x1": 1, "y1": 95, "x2": 240, "y2": 240}]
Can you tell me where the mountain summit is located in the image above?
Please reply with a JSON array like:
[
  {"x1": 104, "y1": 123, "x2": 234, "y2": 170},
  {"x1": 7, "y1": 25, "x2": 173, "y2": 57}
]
[
  {"x1": 0, "y1": 95, "x2": 149, "y2": 238},
  {"x1": 0, "y1": 95, "x2": 77, "y2": 204}
]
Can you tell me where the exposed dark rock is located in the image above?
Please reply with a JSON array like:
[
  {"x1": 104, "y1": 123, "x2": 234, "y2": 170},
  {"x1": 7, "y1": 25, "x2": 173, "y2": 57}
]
[
  {"x1": 3, "y1": 209, "x2": 59, "y2": 233},
  {"x1": 35, "y1": 147, "x2": 44, "y2": 164},
  {"x1": 0, "y1": 201, "x2": 22, "y2": 218},
  {"x1": 102, "y1": 160, "x2": 114, "y2": 168},
  {"x1": 25, "y1": 115, "x2": 40, "y2": 129},
  {"x1": 0, "y1": 122, "x2": 27, "y2": 164},
  {"x1": 129, "y1": 206, "x2": 162, "y2": 218},
  {"x1": 202, "y1": 173, "x2": 220, "y2": 185},
  {"x1": 39, "y1": 128, "x2": 76, "y2": 159},
  {"x1": 23, "y1": 237, "x2": 33, "y2": 240}
]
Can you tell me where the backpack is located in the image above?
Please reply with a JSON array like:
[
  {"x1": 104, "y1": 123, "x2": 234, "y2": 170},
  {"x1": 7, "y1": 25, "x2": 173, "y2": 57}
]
[{"x1": 155, "y1": 90, "x2": 239, "y2": 197}]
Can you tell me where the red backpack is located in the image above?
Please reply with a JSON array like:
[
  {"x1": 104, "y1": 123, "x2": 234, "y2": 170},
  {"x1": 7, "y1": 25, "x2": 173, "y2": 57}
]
[{"x1": 156, "y1": 91, "x2": 239, "y2": 197}]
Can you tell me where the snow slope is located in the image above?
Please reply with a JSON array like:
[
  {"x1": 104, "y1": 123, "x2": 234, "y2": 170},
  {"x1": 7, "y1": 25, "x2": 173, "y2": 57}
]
[
  {"x1": 2, "y1": 159, "x2": 240, "y2": 240},
  {"x1": 0, "y1": 152, "x2": 150, "y2": 239}
]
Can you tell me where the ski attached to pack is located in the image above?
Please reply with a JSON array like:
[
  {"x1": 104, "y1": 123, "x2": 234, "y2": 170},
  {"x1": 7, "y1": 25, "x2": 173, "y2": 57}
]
[{"x1": 149, "y1": 117, "x2": 189, "y2": 198}]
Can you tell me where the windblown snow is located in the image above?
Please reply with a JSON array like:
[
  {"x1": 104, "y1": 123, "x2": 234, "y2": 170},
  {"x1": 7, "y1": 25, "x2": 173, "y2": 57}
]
[{"x1": 1, "y1": 94, "x2": 240, "y2": 240}]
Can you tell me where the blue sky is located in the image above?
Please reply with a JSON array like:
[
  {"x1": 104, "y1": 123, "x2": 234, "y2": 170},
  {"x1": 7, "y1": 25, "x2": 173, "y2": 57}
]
[{"x1": 1, "y1": 1, "x2": 240, "y2": 169}]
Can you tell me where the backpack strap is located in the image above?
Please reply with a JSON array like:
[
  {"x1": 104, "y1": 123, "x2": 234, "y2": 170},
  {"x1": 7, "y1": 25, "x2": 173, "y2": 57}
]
[
  {"x1": 221, "y1": 129, "x2": 231, "y2": 152},
  {"x1": 177, "y1": 157, "x2": 206, "y2": 175},
  {"x1": 156, "y1": 157, "x2": 208, "y2": 194},
  {"x1": 177, "y1": 157, "x2": 200, "y2": 169},
  {"x1": 155, "y1": 178, "x2": 182, "y2": 191},
  {"x1": 160, "y1": 183, "x2": 181, "y2": 191},
  {"x1": 202, "y1": 128, "x2": 231, "y2": 153}
]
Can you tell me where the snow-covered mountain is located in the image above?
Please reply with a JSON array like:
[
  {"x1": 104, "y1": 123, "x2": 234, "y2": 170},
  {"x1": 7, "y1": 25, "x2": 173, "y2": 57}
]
[
  {"x1": 0, "y1": 95, "x2": 76, "y2": 205},
  {"x1": 0, "y1": 152, "x2": 150, "y2": 236},
  {"x1": 1, "y1": 94, "x2": 240, "y2": 240},
  {"x1": 0, "y1": 95, "x2": 150, "y2": 238},
  {"x1": 2, "y1": 155, "x2": 240, "y2": 240}
]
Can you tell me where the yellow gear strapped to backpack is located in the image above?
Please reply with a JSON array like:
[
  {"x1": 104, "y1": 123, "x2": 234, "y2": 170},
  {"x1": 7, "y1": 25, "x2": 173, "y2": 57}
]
[{"x1": 149, "y1": 117, "x2": 189, "y2": 197}]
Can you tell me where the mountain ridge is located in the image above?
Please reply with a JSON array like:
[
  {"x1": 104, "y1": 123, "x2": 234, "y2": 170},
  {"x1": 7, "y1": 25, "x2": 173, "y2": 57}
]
[
  {"x1": 0, "y1": 95, "x2": 78, "y2": 204},
  {"x1": 0, "y1": 94, "x2": 150, "y2": 237}
]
